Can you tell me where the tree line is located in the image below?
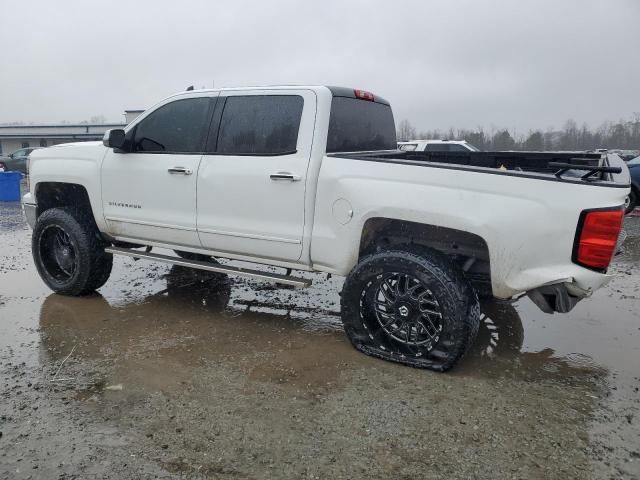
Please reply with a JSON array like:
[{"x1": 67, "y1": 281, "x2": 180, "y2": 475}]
[
  {"x1": 1, "y1": 115, "x2": 109, "y2": 126},
  {"x1": 397, "y1": 114, "x2": 640, "y2": 151}
]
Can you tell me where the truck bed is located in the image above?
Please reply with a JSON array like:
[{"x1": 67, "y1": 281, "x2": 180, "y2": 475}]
[{"x1": 332, "y1": 150, "x2": 628, "y2": 186}]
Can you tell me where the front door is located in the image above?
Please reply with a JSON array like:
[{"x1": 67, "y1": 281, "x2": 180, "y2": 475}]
[
  {"x1": 197, "y1": 90, "x2": 316, "y2": 262},
  {"x1": 101, "y1": 95, "x2": 215, "y2": 247}
]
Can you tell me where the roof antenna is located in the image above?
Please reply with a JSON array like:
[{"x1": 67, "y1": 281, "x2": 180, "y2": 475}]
[{"x1": 186, "y1": 85, "x2": 194, "y2": 91}]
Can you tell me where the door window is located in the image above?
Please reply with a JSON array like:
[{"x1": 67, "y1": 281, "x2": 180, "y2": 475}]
[
  {"x1": 216, "y1": 95, "x2": 303, "y2": 155},
  {"x1": 133, "y1": 97, "x2": 211, "y2": 153}
]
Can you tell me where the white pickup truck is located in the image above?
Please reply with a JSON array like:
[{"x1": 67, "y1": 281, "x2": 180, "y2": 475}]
[{"x1": 22, "y1": 85, "x2": 630, "y2": 371}]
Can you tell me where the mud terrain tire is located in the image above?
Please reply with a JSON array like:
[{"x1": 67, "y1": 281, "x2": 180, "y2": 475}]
[
  {"x1": 32, "y1": 207, "x2": 112, "y2": 296},
  {"x1": 341, "y1": 246, "x2": 480, "y2": 372}
]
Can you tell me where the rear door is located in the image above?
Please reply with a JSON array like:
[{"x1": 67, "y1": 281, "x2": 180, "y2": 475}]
[
  {"x1": 196, "y1": 89, "x2": 316, "y2": 262},
  {"x1": 101, "y1": 95, "x2": 215, "y2": 246}
]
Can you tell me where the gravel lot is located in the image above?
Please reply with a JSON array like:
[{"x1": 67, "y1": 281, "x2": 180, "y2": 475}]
[{"x1": 1, "y1": 200, "x2": 639, "y2": 480}]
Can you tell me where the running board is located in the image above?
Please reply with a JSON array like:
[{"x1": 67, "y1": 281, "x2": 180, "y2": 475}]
[{"x1": 105, "y1": 246, "x2": 312, "y2": 288}]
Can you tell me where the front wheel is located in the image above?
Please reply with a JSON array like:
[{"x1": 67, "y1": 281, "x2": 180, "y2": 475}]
[
  {"x1": 32, "y1": 208, "x2": 112, "y2": 296},
  {"x1": 340, "y1": 247, "x2": 480, "y2": 372}
]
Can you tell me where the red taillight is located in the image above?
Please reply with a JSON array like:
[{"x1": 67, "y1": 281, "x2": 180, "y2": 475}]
[
  {"x1": 354, "y1": 89, "x2": 375, "y2": 101},
  {"x1": 574, "y1": 208, "x2": 624, "y2": 270}
]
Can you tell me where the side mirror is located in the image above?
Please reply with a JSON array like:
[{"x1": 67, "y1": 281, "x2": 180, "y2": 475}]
[{"x1": 103, "y1": 129, "x2": 127, "y2": 150}]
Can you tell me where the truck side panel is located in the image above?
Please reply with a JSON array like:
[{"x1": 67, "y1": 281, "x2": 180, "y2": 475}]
[{"x1": 311, "y1": 155, "x2": 627, "y2": 298}]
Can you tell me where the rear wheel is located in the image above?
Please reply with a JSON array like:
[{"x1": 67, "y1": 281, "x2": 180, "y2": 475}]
[
  {"x1": 32, "y1": 208, "x2": 112, "y2": 296},
  {"x1": 341, "y1": 247, "x2": 480, "y2": 372}
]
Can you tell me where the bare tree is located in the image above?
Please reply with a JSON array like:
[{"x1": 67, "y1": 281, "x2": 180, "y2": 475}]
[
  {"x1": 491, "y1": 130, "x2": 516, "y2": 150},
  {"x1": 523, "y1": 131, "x2": 544, "y2": 150},
  {"x1": 90, "y1": 115, "x2": 107, "y2": 124},
  {"x1": 397, "y1": 114, "x2": 640, "y2": 152},
  {"x1": 397, "y1": 120, "x2": 417, "y2": 142}
]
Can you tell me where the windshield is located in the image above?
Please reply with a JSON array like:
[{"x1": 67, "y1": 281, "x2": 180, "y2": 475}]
[
  {"x1": 628, "y1": 156, "x2": 640, "y2": 166},
  {"x1": 399, "y1": 143, "x2": 418, "y2": 151}
]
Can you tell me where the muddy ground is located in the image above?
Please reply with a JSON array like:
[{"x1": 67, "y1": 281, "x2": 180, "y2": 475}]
[{"x1": 1, "y1": 200, "x2": 639, "y2": 480}]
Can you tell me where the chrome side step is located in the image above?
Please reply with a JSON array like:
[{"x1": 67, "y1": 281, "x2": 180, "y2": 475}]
[{"x1": 105, "y1": 246, "x2": 312, "y2": 288}]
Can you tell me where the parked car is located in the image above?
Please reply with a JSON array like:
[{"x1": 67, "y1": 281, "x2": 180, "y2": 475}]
[
  {"x1": 22, "y1": 85, "x2": 630, "y2": 372},
  {"x1": 398, "y1": 140, "x2": 479, "y2": 152},
  {"x1": 610, "y1": 150, "x2": 640, "y2": 162},
  {"x1": 625, "y1": 155, "x2": 640, "y2": 213},
  {"x1": 0, "y1": 147, "x2": 41, "y2": 174}
]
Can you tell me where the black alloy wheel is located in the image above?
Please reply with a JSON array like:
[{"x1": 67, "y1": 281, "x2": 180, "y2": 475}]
[
  {"x1": 341, "y1": 246, "x2": 480, "y2": 371},
  {"x1": 39, "y1": 225, "x2": 78, "y2": 282},
  {"x1": 32, "y1": 207, "x2": 112, "y2": 295},
  {"x1": 370, "y1": 272, "x2": 444, "y2": 350}
]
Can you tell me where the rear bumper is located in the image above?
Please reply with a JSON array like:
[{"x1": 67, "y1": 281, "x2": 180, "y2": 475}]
[{"x1": 22, "y1": 193, "x2": 36, "y2": 229}]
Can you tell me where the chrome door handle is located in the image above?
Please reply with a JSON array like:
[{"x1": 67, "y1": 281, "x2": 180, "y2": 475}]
[
  {"x1": 168, "y1": 167, "x2": 193, "y2": 175},
  {"x1": 270, "y1": 172, "x2": 301, "y2": 182}
]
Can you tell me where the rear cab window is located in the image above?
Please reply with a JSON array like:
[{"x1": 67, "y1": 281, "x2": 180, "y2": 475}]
[{"x1": 327, "y1": 88, "x2": 396, "y2": 153}]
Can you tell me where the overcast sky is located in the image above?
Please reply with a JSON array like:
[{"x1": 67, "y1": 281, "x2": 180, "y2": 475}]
[{"x1": 1, "y1": 0, "x2": 638, "y2": 133}]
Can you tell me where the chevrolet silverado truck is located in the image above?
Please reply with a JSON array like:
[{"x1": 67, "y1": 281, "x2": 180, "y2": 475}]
[{"x1": 21, "y1": 85, "x2": 630, "y2": 371}]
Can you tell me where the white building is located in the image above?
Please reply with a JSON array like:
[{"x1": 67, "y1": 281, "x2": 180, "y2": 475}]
[
  {"x1": 0, "y1": 109, "x2": 145, "y2": 156},
  {"x1": 124, "y1": 110, "x2": 144, "y2": 124}
]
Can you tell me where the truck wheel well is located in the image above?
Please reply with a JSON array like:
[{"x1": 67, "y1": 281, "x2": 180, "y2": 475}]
[
  {"x1": 359, "y1": 218, "x2": 493, "y2": 296},
  {"x1": 35, "y1": 182, "x2": 93, "y2": 220}
]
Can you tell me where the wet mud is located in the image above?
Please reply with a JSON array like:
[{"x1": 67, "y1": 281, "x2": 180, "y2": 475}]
[{"x1": 1, "y1": 201, "x2": 639, "y2": 479}]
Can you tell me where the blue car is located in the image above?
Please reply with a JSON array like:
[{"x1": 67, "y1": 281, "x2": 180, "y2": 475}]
[{"x1": 627, "y1": 156, "x2": 640, "y2": 213}]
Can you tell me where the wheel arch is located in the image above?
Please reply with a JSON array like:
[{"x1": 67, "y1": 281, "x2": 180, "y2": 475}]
[
  {"x1": 34, "y1": 182, "x2": 102, "y2": 233},
  {"x1": 358, "y1": 217, "x2": 493, "y2": 296}
]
